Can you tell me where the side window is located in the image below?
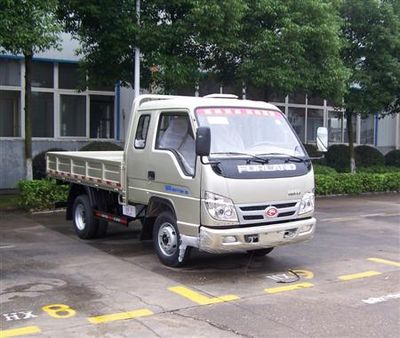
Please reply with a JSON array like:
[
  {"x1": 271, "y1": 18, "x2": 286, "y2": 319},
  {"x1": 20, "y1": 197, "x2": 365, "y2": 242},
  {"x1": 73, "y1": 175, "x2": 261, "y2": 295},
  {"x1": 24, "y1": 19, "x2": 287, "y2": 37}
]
[
  {"x1": 156, "y1": 113, "x2": 195, "y2": 176},
  {"x1": 134, "y1": 115, "x2": 150, "y2": 149}
]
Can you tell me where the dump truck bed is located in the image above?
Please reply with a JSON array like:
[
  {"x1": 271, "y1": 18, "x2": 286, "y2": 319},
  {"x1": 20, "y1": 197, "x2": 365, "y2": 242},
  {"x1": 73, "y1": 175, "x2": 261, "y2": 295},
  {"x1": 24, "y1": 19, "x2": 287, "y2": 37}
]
[{"x1": 46, "y1": 151, "x2": 124, "y2": 192}]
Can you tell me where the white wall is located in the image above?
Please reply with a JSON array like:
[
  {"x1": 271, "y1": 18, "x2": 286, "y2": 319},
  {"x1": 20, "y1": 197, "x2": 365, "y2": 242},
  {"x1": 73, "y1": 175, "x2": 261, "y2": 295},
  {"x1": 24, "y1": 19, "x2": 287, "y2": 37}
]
[
  {"x1": 377, "y1": 115, "x2": 396, "y2": 148},
  {"x1": 1, "y1": 33, "x2": 81, "y2": 62},
  {"x1": 120, "y1": 85, "x2": 135, "y2": 141}
]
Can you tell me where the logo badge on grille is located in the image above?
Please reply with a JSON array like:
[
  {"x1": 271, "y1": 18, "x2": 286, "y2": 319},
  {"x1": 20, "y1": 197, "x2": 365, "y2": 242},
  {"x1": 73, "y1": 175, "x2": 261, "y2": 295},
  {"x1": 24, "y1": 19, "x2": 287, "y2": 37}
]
[{"x1": 265, "y1": 206, "x2": 279, "y2": 218}]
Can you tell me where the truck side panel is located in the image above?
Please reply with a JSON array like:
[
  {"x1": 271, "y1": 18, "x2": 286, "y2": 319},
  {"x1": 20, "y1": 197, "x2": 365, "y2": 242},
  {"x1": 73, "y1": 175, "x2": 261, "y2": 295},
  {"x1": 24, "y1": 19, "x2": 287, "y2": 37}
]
[{"x1": 47, "y1": 151, "x2": 124, "y2": 193}]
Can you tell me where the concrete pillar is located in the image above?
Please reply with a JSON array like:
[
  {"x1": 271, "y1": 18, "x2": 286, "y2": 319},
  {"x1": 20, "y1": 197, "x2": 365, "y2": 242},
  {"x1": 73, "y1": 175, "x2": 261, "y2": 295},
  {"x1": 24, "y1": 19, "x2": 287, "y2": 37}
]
[
  {"x1": 20, "y1": 60, "x2": 25, "y2": 138},
  {"x1": 54, "y1": 63, "x2": 59, "y2": 138},
  {"x1": 396, "y1": 113, "x2": 400, "y2": 150}
]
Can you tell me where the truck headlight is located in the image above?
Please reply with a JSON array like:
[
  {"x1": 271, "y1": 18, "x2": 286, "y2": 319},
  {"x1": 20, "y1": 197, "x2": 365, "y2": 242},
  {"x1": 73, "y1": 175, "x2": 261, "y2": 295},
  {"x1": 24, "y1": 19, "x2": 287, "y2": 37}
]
[
  {"x1": 204, "y1": 191, "x2": 238, "y2": 222},
  {"x1": 298, "y1": 193, "x2": 314, "y2": 215}
]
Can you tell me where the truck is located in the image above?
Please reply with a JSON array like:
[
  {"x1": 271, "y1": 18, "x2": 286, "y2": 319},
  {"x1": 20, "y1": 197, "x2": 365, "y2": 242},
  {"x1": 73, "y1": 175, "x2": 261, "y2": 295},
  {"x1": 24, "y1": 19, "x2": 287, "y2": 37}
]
[{"x1": 47, "y1": 94, "x2": 328, "y2": 267}]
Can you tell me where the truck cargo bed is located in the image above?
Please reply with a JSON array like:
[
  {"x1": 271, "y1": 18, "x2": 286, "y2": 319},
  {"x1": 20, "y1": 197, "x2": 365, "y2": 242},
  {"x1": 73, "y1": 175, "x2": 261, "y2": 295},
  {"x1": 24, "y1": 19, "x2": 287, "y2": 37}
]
[{"x1": 47, "y1": 151, "x2": 124, "y2": 192}]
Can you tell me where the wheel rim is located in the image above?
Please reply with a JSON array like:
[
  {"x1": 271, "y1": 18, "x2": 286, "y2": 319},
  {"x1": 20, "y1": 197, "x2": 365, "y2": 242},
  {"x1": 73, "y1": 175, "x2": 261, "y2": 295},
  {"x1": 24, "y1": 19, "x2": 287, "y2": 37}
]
[
  {"x1": 74, "y1": 203, "x2": 86, "y2": 231},
  {"x1": 158, "y1": 222, "x2": 178, "y2": 257}
]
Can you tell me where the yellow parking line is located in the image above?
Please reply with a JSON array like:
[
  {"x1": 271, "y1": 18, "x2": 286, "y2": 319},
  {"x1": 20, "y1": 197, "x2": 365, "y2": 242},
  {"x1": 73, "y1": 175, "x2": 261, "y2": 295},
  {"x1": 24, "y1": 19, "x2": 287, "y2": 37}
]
[
  {"x1": 169, "y1": 285, "x2": 239, "y2": 305},
  {"x1": 0, "y1": 326, "x2": 41, "y2": 338},
  {"x1": 88, "y1": 309, "x2": 154, "y2": 324},
  {"x1": 265, "y1": 282, "x2": 314, "y2": 294},
  {"x1": 368, "y1": 257, "x2": 400, "y2": 268},
  {"x1": 338, "y1": 271, "x2": 381, "y2": 281}
]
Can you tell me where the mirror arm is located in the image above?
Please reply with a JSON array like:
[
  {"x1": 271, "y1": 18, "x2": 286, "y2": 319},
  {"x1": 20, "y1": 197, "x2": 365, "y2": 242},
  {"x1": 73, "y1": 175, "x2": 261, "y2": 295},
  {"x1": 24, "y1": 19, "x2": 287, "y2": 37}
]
[
  {"x1": 309, "y1": 155, "x2": 325, "y2": 160},
  {"x1": 199, "y1": 155, "x2": 219, "y2": 165}
]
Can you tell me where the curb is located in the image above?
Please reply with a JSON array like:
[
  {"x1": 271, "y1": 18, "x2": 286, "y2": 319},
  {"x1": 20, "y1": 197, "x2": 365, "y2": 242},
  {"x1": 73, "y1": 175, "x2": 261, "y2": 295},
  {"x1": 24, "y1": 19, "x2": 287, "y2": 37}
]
[{"x1": 316, "y1": 190, "x2": 399, "y2": 198}]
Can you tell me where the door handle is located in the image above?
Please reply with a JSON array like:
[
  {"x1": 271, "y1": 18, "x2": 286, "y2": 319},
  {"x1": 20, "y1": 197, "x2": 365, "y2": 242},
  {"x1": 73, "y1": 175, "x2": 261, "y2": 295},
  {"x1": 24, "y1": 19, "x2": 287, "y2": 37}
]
[{"x1": 148, "y1": 171, "x2": 155, "y2": 181}]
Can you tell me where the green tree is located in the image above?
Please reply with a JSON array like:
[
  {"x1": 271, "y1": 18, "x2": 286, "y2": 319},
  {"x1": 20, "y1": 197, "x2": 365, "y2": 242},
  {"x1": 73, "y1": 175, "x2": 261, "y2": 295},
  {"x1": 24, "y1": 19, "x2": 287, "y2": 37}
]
[
  {"x1": 339, "y1": 0, "x2": 400, "y2": 172},
  {"x1": 0, "y1": 0, "x2": 62, "y2": 179},
  {"x1": 226, "y1": 0, "x2": 349, "y2": 102},
  {"x1": 58, "y1": 0, "x2": 246, "y2": 91},
  {"x1": 59, "y1": 0, "x2": 348, "y2": 101}
]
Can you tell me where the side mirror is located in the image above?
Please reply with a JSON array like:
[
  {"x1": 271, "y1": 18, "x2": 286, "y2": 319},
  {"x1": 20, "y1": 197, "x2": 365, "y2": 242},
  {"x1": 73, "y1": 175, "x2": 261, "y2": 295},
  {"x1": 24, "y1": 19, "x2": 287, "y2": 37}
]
[
  {"x1": 316, "y1": 127, "x2": 328, "y2": 152},
  {"x1": 196, "y1": 127, "x2": 211, "y2": 156}
]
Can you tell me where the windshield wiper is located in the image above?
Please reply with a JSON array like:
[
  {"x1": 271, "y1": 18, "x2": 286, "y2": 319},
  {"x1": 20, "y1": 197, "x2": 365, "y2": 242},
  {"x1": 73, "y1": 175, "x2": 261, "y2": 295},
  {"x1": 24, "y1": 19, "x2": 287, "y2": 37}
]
[
  {"x1": 210, "y1": 152, "x2": 269, "y2": 164},
  {"x1": 256, "y1": 152, "x2": 306, "y2": 163}
]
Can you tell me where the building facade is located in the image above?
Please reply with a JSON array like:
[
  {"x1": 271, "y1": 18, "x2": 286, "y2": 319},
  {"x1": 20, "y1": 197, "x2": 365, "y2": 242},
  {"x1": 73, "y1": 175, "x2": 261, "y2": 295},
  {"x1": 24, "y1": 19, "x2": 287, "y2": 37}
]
[
  {"x1": 1, "y1": 35, "x2": 399, "y2": 189},
  {"x1": 0, "y1": 34, "x2": 129, "y2": 189}
]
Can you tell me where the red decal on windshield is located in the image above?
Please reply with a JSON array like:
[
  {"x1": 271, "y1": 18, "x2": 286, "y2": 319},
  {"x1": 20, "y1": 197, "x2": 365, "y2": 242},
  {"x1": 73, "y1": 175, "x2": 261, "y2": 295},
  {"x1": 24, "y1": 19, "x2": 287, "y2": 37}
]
[{"x1": 196, "y1": 108, "x2": 282, "y2": 118}]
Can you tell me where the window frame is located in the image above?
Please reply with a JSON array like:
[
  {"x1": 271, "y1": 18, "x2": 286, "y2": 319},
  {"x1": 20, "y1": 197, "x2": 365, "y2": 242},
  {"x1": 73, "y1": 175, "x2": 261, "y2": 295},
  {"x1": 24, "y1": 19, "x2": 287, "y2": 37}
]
[
  {"x1": 155, "y1": 110, "x2": 196, "y2": 177},
  {"x1": 59, "y1": 93, "x2": 87, "y2": 138},
  {"x1": 134, "y1": 114, "x2": 151, "y2": 149}
]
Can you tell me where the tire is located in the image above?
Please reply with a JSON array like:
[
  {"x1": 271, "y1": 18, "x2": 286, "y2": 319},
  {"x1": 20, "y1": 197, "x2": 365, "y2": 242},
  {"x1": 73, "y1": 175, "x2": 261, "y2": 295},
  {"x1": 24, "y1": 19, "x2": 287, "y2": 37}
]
[
  {"x1": 72, "y1": 195, "x2": 98, "y2": 239},
  {"x1": 247, "y1": 247, "x2": 274, "y2": 257},
  {"x1": 153, "y1": 211, "x2": 190, "y2": 267}
]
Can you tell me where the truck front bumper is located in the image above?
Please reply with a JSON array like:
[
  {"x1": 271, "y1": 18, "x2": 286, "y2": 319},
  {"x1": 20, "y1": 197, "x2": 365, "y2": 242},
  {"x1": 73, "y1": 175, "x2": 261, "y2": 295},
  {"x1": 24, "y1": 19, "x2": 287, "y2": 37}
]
[{"x1": 198, "y1": 217, "x2": 316, "y2": 253}]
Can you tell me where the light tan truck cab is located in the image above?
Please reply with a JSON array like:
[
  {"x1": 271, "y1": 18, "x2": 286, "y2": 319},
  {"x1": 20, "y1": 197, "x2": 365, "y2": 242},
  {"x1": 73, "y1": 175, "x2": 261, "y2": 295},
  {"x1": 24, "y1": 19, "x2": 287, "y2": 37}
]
[{"x1": 47, "y1": 94, "x2": 328, "y2": 266}]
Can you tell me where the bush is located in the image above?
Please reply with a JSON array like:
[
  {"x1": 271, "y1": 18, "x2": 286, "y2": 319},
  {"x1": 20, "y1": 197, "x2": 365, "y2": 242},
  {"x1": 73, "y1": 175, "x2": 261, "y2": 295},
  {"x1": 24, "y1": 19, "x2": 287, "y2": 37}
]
[
  {"x1": 385, "y1": 149, "x2": 400, "y2": 167},
  {"x1": 357, "y1": 165, "x2": 400, "y2": 173},
  {"x1": 18, "y1": 179, "x2": 69, "y2": 211},
  {"x1": 313, "y1": 164, "x2": 337, "y2": 175},
  {"x1": 354, "y1": 145, "x2": 384, "y2": 168},
  {"x1": 303, "y1": 144, "x2": 322, "y2": 158},
  {"x1": 303, "y1": 143, "x2": 326, "y2": 164},
  {"x1": 325, "y1": 144, "x2": 350, "y2": 173},
  {"x1": 80, "y1": 141, "x2": 123, "y2": 151},
  {"x1": 33, "y1": 148, "x2": 65, "y2": 180},
  {"x1": 315, "y1": 172, "x2": 400, "y2": 195}
]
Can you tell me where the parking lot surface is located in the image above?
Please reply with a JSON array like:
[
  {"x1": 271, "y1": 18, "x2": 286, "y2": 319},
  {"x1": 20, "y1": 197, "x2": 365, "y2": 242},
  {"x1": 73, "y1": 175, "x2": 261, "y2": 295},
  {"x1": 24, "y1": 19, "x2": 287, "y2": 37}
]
[{"x1": 1, "y1": 193, "x2": 399, "y2": 337}]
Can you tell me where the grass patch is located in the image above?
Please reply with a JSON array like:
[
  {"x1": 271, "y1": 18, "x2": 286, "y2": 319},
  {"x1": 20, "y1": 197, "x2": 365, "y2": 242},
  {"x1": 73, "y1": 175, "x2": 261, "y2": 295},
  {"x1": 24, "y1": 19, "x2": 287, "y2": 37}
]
[{"x1": 0, "y1": 194, "x2": 20, "y2": 210}]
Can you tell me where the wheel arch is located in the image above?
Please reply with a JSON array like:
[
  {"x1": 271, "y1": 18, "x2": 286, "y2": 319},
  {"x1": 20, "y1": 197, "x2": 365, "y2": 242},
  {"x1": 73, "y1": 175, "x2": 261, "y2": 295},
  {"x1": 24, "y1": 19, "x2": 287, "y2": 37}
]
[
  {"x1": 66, "y1": 184, "x2": 102, "y2": 220},
  {"x1": 141, "y1": 196, "x2": 176, "y2": 240}
]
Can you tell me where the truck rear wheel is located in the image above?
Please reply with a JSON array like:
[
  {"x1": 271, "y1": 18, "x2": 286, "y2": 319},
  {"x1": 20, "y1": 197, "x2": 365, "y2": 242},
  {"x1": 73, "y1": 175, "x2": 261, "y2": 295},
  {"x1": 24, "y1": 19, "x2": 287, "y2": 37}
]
[
  {"x1": 73, "y1": 195, "x2": 98, "y2": 239},
  {"x1": 153, "y1": 211, "x2": 190, "y2": 267}
]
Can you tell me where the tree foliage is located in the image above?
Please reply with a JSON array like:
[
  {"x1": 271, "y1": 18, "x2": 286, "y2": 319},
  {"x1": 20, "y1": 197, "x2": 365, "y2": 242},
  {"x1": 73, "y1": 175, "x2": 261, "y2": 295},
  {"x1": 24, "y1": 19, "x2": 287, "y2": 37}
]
[
  {"x1": 340, "y1": 0, "x2": 400, "y2": 116},
  {"x1": 0, "y1": 0, "x2": 62, "y2": 180},
  {"x1": 58, "y1": 0, "x2": 246, "y2": 90},
  {"x1": 0, "y1": 0, "x2": 62, "y2": 55},
  {"x1": 58, "y1": 0, "x2": 348, "y2": 100},
  {"x1": 235, "y1": 0, "x2": 349, "y2": 101},
  {"x1": 338, "y1": 0, "x2": 400, "y2": 172}
]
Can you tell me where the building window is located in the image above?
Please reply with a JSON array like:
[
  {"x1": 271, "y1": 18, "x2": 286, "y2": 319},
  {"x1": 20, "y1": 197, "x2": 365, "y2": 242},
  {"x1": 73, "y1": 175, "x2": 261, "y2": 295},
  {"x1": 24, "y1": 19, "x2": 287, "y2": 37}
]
[
  {"x1": 360, "y1": 115, "x2": 374, "y2": 144},
  {"x1": 32, "y1": 61, "x2": 53, "y2": 88},
  {"x1": 0, "y1": 90, "x2": 20, "y2": 137},
  {"x1": 289, "y1": 93, "x2": 306, "y2": 104},
  {"x1": 90, "y1": 95, "x2": 114, "y2": 138},
  {"x1": 60, "y1": 95, "x2": 86, "y2": 137},
  {"x1": 307, "y1": 108, "x2": 323, "y2": 143},
  {"x1": 88, "y1": 77, "x2": 115, "y2": 92},
  {"x1": 32, "y1": 92, "x2": 53, "y2": 137},
  {"x1": 308, "y1": 96, "x2": 324, "y2": 105},
  {"x1": 328, "y1": 111, "x2": 343, "y2": 143},
  {"x1": 59, "y1": 63, "x2": 80, "y2": 90},
  {"x1": 288, "y1": 107, "x2": 305, "y2": 142},
  {"x1": 0, "y1": 59, "x2": 21, "y2": 86}
]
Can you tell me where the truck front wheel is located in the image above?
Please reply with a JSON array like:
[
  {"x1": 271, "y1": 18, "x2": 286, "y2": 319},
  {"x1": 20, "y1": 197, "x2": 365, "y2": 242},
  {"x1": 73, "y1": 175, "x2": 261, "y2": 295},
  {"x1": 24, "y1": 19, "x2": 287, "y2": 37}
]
[
  {"x1": 153, "y1": 211, "x2": 190, "y2": 267},
  {"x1": 72, "y1": 195, "x2": 98, "y2": 239}
]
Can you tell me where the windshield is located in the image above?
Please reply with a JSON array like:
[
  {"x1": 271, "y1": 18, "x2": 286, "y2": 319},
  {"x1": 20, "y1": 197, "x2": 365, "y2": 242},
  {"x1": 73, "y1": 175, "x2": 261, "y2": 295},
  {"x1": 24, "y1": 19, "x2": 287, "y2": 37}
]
[{"x1": 195, "y1": 107, "x2": 306, "y2": 157}]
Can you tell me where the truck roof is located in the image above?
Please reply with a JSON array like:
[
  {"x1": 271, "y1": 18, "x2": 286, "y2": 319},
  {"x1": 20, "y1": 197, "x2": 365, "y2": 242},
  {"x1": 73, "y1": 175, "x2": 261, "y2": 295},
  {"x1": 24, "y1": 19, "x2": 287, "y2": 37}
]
[{"x1": 139, "y1": 96, "x2": 281, "y2": 112}]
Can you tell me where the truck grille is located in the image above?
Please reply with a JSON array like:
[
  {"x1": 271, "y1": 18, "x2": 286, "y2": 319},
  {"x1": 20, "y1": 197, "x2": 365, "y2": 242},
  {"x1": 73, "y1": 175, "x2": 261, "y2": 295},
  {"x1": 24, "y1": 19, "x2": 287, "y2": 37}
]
[{"x1": 237, "y1": 200, "x2": 299, "y2": 225}]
